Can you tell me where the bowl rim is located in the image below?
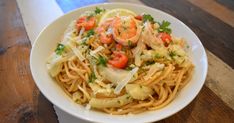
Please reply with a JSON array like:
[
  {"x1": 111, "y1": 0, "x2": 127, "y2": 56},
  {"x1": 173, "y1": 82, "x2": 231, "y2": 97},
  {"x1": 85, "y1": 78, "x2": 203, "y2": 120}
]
[{"x1": 30, "y1": 2, "x2": 208, "y2": 123}]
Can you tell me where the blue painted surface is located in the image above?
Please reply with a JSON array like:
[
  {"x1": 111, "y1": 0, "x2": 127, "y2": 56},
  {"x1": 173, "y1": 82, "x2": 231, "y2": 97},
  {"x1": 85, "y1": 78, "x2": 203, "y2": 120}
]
[{"x1": 56, "y1": 0, "x2": 107, "y2": 13}]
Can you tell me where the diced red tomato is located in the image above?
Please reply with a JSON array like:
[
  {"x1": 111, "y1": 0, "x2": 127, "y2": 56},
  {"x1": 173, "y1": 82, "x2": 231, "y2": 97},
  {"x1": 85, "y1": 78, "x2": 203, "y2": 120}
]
[
  {"x1": 76, "y1": 16, "x2": 96, "y2": 31},
  {"x1": 108, "y1": 52, "x2": 128, "y2": 69},
  {"x1": 116, "y1": 44, "x2": 123, "y2": 51},
  {"x1": 135, "y1": 15, "x2": 143, "y2": 20},
  {"x1": 159, "y1": 32, "x2": 172, "y2": 43}
]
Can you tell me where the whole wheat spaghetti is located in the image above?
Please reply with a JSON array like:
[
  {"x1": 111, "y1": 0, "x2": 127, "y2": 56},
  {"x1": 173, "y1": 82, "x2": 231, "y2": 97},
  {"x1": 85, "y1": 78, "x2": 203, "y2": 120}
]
[{"x1": 47, "y1": 8, "x2": 194, "y2": 115}]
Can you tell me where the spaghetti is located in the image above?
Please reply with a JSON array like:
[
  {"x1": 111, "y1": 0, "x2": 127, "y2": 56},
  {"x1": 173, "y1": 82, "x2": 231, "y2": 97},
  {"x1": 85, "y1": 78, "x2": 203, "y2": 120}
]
[{"x1": 47, "y1": 8, "x2": 194, "y2": 115}]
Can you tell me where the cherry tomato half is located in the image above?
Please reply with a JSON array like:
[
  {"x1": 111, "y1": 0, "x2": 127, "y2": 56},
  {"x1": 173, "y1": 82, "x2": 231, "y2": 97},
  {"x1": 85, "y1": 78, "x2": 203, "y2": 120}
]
[
  {"x1": 159, "y1": 32, "x2": 172, "y2": 43},
  {"x1": 135, "y1": 15, "x2": 143, "y2": 20},
  {"x1": 108, "y1": 52, "x2": 128, "y2": 69},
  {"x1": 76, "y1": 16, "x2": 96, "y2": 31}
]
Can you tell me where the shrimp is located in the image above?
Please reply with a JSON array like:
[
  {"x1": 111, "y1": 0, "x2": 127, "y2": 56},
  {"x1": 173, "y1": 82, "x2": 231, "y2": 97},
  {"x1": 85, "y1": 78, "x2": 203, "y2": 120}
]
[
  {"x1": 96, "y1": 19, "x2": 114, "y2": 44},
  {"x1": 112, "y1": 16, "x2": 141, "y2": 46},
  {"x1": 140, "y1": 22, "x2": 164, "y2": 49}
]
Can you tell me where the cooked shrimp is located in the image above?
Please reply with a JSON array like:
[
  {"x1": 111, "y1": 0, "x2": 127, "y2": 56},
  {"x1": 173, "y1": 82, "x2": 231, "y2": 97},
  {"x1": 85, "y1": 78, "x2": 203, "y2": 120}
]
[
  {"x1": 140, "y1": 22, "x2": 164, "y2": 49},
  {"x1": 96, "y1": 18, "x2": 114, "y2": 44},
  {"x1": 112, "y1": 16, "x2": 141, "y2": 46}
]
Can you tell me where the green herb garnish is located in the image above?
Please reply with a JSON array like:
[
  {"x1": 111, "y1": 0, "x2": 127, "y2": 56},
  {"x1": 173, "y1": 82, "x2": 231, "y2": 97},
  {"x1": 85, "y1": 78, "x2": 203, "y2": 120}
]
[
  {"x1": 158, "y1": 20, "x2": 172, "y2": 34},
  {"x1": 122, "y1": 46, "x2": 127, "y2": 52},
  {"x1": 55, "y1": 43, "x2": 65, "y2": 55},
  {"x1": 81, "y1": 41, "x2": 87, "y2": 45},
  {"x1": 86, "y1": 29, "x2": 95, "y2": 37},
  {"x1": 80, "y1": 38, "x2": 88, "y2": 45},
  {"x1": 145, "y1": 61, "x2": 155, "y2": 65},
  {"x1": 128, "y1": 40, "x2": 133, "y2": 48},
  {"x1": 88, "y1": 72, "x2": 96, "y2": 83},
  {"x1": 95, "y1": 7, "x2": 104, "y2": 14},
  {"x1": 98, "y1": 56, "x2": 107, "y2": 66},
  {"x1": 169, "y1": 51, "x2": 177, "y2": 57},
  {"x1": 142, "y1": 25, "x2": 145, "y2": 31},
  {"x1": 125, "y1": 66, "x2": 134, "y2": 71},
  {"x1": 154, "y1": 53, "x2": 161, "y2": 59},
  {"x1": 143, "y1": 14, "x2": 154, "y2": 23},
  {"x1": 87, "y1": 14, "x2": 94, "y2": 20},
  {"x1": 126, "y1": 95, "x2": 131, "y2": 99}
]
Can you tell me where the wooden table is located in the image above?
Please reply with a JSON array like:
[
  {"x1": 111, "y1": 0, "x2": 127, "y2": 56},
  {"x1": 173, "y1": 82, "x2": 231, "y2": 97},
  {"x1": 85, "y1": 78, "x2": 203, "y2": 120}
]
[{"x1": 0, "y1": 0, "x2": 234, "y2": 122}]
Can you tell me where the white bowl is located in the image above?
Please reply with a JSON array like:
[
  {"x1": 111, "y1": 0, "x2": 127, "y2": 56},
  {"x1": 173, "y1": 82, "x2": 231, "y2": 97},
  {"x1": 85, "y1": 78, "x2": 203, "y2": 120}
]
[{"x1": 30, "y1": 3, "x2": 208, "y2": 123}]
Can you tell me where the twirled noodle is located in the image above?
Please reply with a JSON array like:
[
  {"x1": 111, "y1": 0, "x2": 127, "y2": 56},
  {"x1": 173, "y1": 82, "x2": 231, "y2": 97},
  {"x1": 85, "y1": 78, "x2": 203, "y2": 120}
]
[{"x1": 47, "y1": 8, "x2": 194, "y2": 115}]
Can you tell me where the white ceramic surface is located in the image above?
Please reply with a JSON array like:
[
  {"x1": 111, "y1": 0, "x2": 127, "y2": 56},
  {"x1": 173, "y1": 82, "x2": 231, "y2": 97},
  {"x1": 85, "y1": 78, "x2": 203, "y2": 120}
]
[{"x1": 30, "y1": 3, "x2": 208, "y2": 123}]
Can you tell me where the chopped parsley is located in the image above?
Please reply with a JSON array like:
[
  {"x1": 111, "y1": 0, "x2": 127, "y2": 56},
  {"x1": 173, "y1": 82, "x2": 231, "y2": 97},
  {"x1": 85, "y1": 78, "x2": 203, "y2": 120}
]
[
  {"x1": 88, "y1": 72, "x2": 96, "y2": 83},
  {"x1": 86, "y1": 29, "x2": 95, "y2": 37},
  {"x1": 81, "y1": 41, "x2": 87, "y2": 45},
  {"x1": 94, "y1": 7, "x2": 104, "y2": 14},
  {"x1": 169, "y1": 51, "x2": 177, "y2": 57},
  {"x1": 142, "y1": 14, "x2": 154, "y2": 23},
  {"x1": 125, "y1": 66, "x2": 134, "y2": 71},
  {"x1": 169, "y1": 40, "x2": 174, "y2": 44},
  {"x1": 128, "y1": 40, "x2": 134, "y2": 48},
  {"x1": 55, "y1": 43, "x2": 65, "y2": 55},
  {"x1": 158, "y1": 20, "x2": 172, "y2": 34},
  {"x1": 154, "y1": 53, "x2": 161, "y2": 59},
  {"x1": 145, "y1": 61, "x2": 155, "y2": 65},
  {"x1": 98, "y1": 56, "x2": 107, "y2": 66},
  {"x1": 122, "y1": 46, "x2": 127, "y2": 52},
  {"x1": 126, "y1": 95, "x2": 131, "y2": 99},
  {"x1": 123, "y1": 26, "x2": 127, "y2": 31},
  {"x1": 80, "y1": 38, "x2": 88, "y2": 45},
  {"x1": 142, "y1": 25, "x2": 145, "y2": 31},
  {"x1": 86, "y1": 7, "x2": 105, "y2": 19},
  {"x1": 87, "y1": 14, "x2": 94, "y2": 20}
]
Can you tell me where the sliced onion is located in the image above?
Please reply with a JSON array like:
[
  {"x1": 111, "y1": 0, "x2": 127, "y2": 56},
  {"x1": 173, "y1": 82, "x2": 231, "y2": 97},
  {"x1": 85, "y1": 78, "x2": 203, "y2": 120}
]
[
  {"x1": 114, "y1": 67, "x2": 139, "y2": 94},
  {"x1": 68, "y1": 43, "x2": 85, "y2": 61},
  {"x1": 144, "y1": 63, "x2": 164, "y2": 80},
  {"x1": 98, "y1": 66, "x2": 130, "y2": 84},
  {"x1": 90, "y1": 46, "x2": 104, "y2": 57},
  {"x1": 61, "y1": 20, "x2": 77, "y2": 44},
  {"x1": 47, "y1": 53, "x2": 70, "y2": 77}
]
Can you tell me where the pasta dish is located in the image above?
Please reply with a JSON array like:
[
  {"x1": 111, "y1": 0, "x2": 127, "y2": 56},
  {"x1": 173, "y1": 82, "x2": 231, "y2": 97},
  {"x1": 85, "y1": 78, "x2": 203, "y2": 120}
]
[{"x1": 46, "y1": 8, "x2": 194, "y2": 115}]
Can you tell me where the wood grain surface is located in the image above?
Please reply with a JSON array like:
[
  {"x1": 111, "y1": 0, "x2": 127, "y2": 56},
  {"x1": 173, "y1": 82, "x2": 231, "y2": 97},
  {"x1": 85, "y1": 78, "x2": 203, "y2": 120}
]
[
  {"x1": 216, "y1": 0, "x2": 234, "y2": 10},
  {"x1": 0, "y1": 0, "x2": 234, "y2": 123},
  {"x1": 158, "y1": 86, "x2": 234, "y2": 123},
  {"x1": 0, "y1": 0, "x2": 58, "y2": 123},
  {"x1": 188, "y1": 0, "x2": 234, "y2": 27}
]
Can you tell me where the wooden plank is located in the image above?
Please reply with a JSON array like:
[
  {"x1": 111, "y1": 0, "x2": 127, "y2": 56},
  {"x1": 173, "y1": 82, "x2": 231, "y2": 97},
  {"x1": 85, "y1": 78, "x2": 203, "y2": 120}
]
[
  {"x1": 0, "y1": 0, "x2": 58, "y2": 123},
  {"x1": 206, "y1": 50, "x2": 234, "y2": 109},
  {"x1": 216, "y1": 0, "x2": 234, "y2": 11},
  {"x1": 188, "y1": 0, "x2": 234, "y2": 27},
  {"x1": 158, "y1": 86, "x2": 234, "y2": 123},
  {"x1": 140, "y1": 0, "x2": 234, "y2": 69}
]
